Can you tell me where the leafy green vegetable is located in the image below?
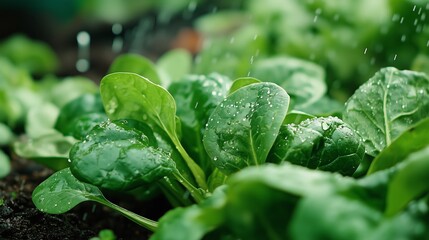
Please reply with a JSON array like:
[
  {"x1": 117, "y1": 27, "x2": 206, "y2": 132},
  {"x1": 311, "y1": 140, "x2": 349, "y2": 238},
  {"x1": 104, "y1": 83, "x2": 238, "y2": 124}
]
[
  {"x1": 55, "y1": 93, "x2": 107, "y2": 139},
  {"x1": 13, "y1": 133, "x2": 77, "y2": 170},
  {"x1": 168, "y1": 73, "x2": 231, "y2": 172},
  {"x1": 268, "y1": 116, "x2": 365, "y2": 176},
  {"x1": 25, "y1": 102, "x2": 59, "y2": 138},
  {"x1": 343, "y1": 67, "x2": 429, "y2": 157},
  {"x1": 385, "y1": 146, "x2": 429, "y2": 216},
  {"x1": 203, "y1": 82, "x2": 290, "y2": 174},
  {"x1": 250, "y1": 56, "x2": 326, "y2": 108},
  {"x1": 32, "y1": 168, "x2": 158, "y2": 231},
  {"x1": 157, "y1": 49, "x2": 192, "y2": 85},
  {"x1": 368, "y1": 118, "x2": 429, "y2": 174},
  {"x1": 0, "y1": 34, "x2": 58, "y2": 75},
  {"x1": 228, "y1": 77, "x2": 260, "y2": 95},
  {"x1": 101, "y1": 72, "x2": 207, "y2": 190},
  {"x1": 0, "y1": 122, "x2": 13, "y2": 145},
  {"x1": 50, "y1": 76, "x2": 98, "y2": 108},
  {"x1": 70, "y1": 119, "x2": 175, "y2": 191},
  {"x1": 108, "y1": 54, "x2": 161, "y2": 85}
]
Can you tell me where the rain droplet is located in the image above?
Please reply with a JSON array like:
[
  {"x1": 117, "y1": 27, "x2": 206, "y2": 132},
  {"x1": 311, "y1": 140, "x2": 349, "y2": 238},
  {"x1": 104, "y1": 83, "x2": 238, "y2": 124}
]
[
  {"x1": 213, "y1": 156, "x2": 218, "y2": 161},
  {"x1": 364, "y1": 48, "x2": 368, "y2": 54},
  {"x1": 321, "y1": 122, "x2": 330, "y2": 131}
]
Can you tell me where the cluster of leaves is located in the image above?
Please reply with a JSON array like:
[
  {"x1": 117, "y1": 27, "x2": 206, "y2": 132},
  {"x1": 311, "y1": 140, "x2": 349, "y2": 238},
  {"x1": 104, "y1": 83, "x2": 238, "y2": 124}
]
[
  {"x1": 192, "y1": 0, "x2": 429, "y2": 98},
  {"x1": 27, "y1": 47, "x2": 429, "y2": 239},
  {"x1": 0, "y1": 35, "x2": 99, "y2": 178}
]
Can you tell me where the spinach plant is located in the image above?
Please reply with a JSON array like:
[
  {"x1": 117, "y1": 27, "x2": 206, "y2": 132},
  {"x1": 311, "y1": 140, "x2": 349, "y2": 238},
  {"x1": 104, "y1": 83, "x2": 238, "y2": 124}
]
[{"x1": 31, "y1": 64, "x2": 429, "y2": 240}]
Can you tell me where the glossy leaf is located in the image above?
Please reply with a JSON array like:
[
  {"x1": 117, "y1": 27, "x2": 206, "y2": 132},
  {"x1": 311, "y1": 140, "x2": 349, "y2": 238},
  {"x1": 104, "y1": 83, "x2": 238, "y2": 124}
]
[
  {"x1": 0, "y1": 150, "x2": 11, "y2": 178},
  {"x1": 386, "y1": 146, "x2": 429, "y2": 216},
  {"x1": 109, "y1": 54, "x2": 161, "y2": 85},
  {"x1": 343, "y1": 67, "x2": 429, "y2": 157},
  {"x1": 101, "y1": 72, "x2": 207, "y2": 189},
  {"x1": 368, "y1": 118, "x2": 429, "y2": 174},
  {"x1": 203, "y1": 82, "x2": 290, "y2": 174},
  {"x1": 228, "y1": 77, "x2": 260, "y2": 95},
  {"x1": 32, "y1": 168, "x2": 158, "y2": 230},
  {"x1": 268, "y1": 117, "x2": 365, "y2": 176},
  {"x1": 168, "y1": 73, "x2": 231, "y2": 171},
  {"x1": 250, "y1": 56, "x2": 326, "y2": 108},
  {"x1": 283, "y1": 110, "x2": 315, "y2": 124},
  {"x1": 70, "y1": 119, "x2": 176, "y2": 191}
]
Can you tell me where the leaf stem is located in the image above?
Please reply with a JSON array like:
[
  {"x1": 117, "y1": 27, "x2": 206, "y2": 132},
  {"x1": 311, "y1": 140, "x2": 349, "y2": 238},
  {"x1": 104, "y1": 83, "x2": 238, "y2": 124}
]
[
  {"x1": 172, "y1": 170, "x2": 206, "y2": 203},
  {"x1": 171, "y1": 136, "x2": 208, "y2": 191},
  {"x1": 95, "y1": 198, "x2": 158, "y2": 232}
]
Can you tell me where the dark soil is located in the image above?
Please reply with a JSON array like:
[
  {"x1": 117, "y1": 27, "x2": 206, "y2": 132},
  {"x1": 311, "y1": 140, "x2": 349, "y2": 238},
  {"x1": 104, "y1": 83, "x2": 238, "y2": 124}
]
[{"x1": 0, "y1": 155, "x2": 171, "y2": 240}]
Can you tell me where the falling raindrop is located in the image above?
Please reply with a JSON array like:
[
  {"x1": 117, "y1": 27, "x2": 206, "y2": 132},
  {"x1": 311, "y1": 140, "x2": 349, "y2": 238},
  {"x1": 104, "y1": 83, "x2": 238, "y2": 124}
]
[
  {"x1": 364, "y1": 48, "x2": 368, "y2": 54},
  {"x1": 401, "y1": 35, "x2": 406, "y2": 42},
  {"x1": 76, "y1": 31, "x2": 90, "y2": 73},
  {"x1": 393, "y1": 54, "x2": 397, "y2": 61},
  {"x1": 112, "y1": 23, "x2": 123, "y2": 53}
]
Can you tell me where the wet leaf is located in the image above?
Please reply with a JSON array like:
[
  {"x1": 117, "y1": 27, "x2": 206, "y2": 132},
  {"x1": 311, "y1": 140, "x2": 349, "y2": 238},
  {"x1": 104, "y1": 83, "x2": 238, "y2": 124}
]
[
  {"x1": 228, "y1": 77, "x2": 260, "y2": 95},
  {"x1": 343, "y1": 67, "x2": 429, "y2": 157},
  {"x1": 268, "y1": 117, "x2": 365, "y2": 176},
  {"x1": 168, "y1": 73, "x2": 231, "y2": 172},
  {"x1": 70, "y1": 119, "x2": 176, "y2": 191},
  {"x1": 368, "y1": 118, "x2": 429, "y2": 174},
  {"x1": 203, "y1": 82, "x2": 290, "y2": 174}
]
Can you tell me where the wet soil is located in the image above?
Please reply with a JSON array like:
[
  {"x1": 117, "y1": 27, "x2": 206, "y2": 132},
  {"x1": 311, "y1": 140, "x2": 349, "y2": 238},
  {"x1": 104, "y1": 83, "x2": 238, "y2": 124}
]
[{"x1": 0, "y1": 156, "x2": 170, "y2": 240}]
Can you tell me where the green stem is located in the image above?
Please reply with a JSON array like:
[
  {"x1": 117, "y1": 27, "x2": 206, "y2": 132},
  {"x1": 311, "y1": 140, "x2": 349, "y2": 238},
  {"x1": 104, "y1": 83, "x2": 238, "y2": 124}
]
[
  {"x1": 173, "y1": 170, "x2": 206, "y2": 203},
  {"x1": 95, "y1": 198, "x2": 158, "y2": 232},
  {"x1": 171, "y1": 136, "x2": 208, "y2": 191},
  {"x1": 159, "y1": 177, "x2": 194, "y2": 207}
]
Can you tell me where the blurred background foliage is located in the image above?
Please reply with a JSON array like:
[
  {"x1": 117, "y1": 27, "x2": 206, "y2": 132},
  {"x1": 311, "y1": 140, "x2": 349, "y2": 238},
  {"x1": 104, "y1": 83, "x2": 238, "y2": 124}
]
[{"x1": 0, "y1": 0, "x2": 428, "y2": 99}]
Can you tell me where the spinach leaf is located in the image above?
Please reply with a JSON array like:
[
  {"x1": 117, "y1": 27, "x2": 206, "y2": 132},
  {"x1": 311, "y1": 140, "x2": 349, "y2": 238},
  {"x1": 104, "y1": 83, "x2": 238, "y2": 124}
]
[
  {"x1": 151, "y1": 187, "x2": 227, "y2": 240},
  {"x1": 70, "y1": 119, "x2": 175, "y2": 191},
  {"x1": 157, "y1": 49, "x2": 192, "y2": 85},
  {"x1": 0, "y1": 150, "x2": 11, "y2": 178},
  {"x1": 385, "y1": 146, "x2": 429, "y2": 216},
  {"x1": 55, "y1": 93, "x2": 107, "y2": 139},
  {"x1": 101, "y1": 72, "x2": 207, "y2": 190},
  {"x1": 343, "y1": 67, "x2": 429, "y2": 157},
  {"x1": 250, "y1": 56, "x2": 326, "y2": 108},
  {"x1": 108, "y1": 54, "x2": 161, "y2": 85},
  {"x1": 50, "y1": 76, "x2": 98, "y2": 108},
  {"x1": 290, "y1": 194, "x2": 382, "y2": 240},
  {"x1": 228, "y1": 77, "x2": 260, "y2": 95},
  {"x1": 25, "y1": 102, "x2": 59, "y2": 138},
  {"x1": 0, "y1": 122, "x2": 13, "y2": 145},
  {"x1": 13, "y1": 132, "x2": 77, "y2": 170},
  {"x1": 168, "y1": 73, "x2": 231, "y2": 172},
  {"x1": 32, "y1": 168, "x2": 158, "y2": 231},
  {"x1": 368, "y1": 118, "x2": 429, "y2": 174},
  {"x1": 268, "y1": 116, "x2": 364, "y2": 176},
  {"x1": 203, "y1": 82, "x2": 289, "y2": 174}
]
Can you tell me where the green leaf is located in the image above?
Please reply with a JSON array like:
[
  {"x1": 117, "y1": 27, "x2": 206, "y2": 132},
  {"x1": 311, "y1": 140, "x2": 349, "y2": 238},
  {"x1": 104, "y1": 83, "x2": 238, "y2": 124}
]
[
  {"x1": 25, "y1": 102, "x2": 59, "y2": 138},
  {"x1": 0, "y1": 150, "x2": 11, "y2": 178},
  {"x1": 157, "y1": 49, "x2": 192, "y2": 85},
  {"x1": 55, "y1": 93, "x2": 107, "y2": 139},
  {"x1": 343, "y1": 67, "x2": 429, "y2": 157},
  {"x1": 32, "y1": 168, "x2": 105, "y2": 214},
  {"x1": 151, "y1": 187, "x2": 227, "y2": 240},
  {"x1": 101, "y1": 72, "x2": 207, "y2": 190},
  {"x1": 32, "y1": 168, "x2": 158, "y2": 231},
  {"x1": 0, "y1": 122, "x2": 13, "y2": 145},
  {"x1": 109, "y1": 54, "x2": 161, "y2": 85},
  {"x1": 368, "y1": 118, "x2": 429, "y2": 174},
  {"x1": 268, "y1": 116, "x2": 365, "y2": 176},
  {"x1": 13, "y1": 132, "x2": 77, "y2": 170},
  {"x1": 290, "y1": 194, "x2": 382, "y2": 240},
  {"x1": 203, "y1": 82, "x2": 290, "y2": 174},
  {"x1": 0, "y1": 34, "x2": 58, "y2": 75},
  {"x1": 296, "y1": 96, "x2": 344, "y2": 117},
  {"x1": 168, "y1": 73, "x2": 231, "y2": 172},
  {"x1": 50, "y1": 76, "x2": 98, "y2": 107},
  {"x1": 228, "y1": 77, "x2": 260, "y2": 95},
  {"x1": 250, "y1": 56, "x2": 326, "y2": 108},
  {"x1": 385, "y1": 146, "x2": 429, "y2": 216},
  {"x1": 70, "y1": 119, "x2": 176, "y2": 191},
  {"x1": 282, "y1": 110, "x2": 315, "y2": 124}
]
